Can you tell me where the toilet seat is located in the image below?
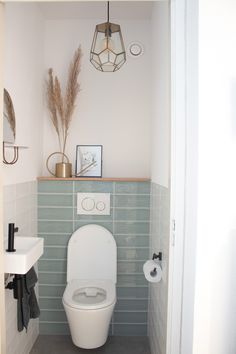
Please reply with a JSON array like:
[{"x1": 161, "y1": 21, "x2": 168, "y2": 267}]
[{"x1": 63, "y1": 279, "x2": 116, "y2": 310}]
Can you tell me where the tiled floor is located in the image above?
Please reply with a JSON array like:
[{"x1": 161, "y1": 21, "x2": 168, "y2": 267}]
[{"x1": 30, "y1": 335, "x2": 150, "y2": 354}]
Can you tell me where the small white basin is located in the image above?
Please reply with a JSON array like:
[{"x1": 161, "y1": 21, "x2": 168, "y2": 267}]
[{"x1": 4, "y1": 236, "x2": 44, "y2": 274}]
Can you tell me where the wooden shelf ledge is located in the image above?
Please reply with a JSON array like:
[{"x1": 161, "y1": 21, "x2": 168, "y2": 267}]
[{"x1": 37, "y1": 177, "x2": 150, "y2": 182}]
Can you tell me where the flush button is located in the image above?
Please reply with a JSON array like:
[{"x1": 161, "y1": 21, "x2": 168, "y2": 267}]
[
  {"x1": 96, "y1": 201, "x2": 105, "y2": 211},
  {"x1": 82, "y1": 197, "x2": 95, "y2": 211},
  {"x1": 77, "y1": 193, "x2": 110, "y2": 215}
]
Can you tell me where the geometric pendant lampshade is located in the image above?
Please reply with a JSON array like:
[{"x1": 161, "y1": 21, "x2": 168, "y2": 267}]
[{"x1": 90, "y1": 2, "x2": 126, "y2": 72}]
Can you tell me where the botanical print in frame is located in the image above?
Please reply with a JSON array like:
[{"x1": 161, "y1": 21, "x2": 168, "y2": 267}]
[{"x1": 75, "y1": 145, "x2": 103, "y2": 177}]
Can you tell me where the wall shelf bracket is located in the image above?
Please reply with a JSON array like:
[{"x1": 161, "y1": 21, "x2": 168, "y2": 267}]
[{"x1": 3, "y1": 142, "x2": 28, "y2": 165}]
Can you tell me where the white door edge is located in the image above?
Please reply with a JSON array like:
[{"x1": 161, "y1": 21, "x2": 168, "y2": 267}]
[
  {"x1": 0, "y1": 2, "x2": 6, "y2": 354},
  {"x1": 167, "y1": 0, "x2": 198, "y2": 354}
]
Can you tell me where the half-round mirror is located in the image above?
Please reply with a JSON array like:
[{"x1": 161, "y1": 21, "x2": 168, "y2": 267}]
[{"x1": 3, "y1": 89, "x2": 16, "y2": 144}]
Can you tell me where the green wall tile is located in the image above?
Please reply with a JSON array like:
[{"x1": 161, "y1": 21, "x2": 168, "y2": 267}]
[
  {"x1": 39, "y1": 285, "x2": 65, "y2": 298},
  {"x1": 114, "y1": 195, "x2": 150, "y2": 208},
  {"x1": 115, "y1": 299, "x2": 148, "y2": 311},
  {"x1": 117, "y1": 261, "x2": 144, "y2": 274},
  {"x1": 39, "y1": 234, "x2": 71, "y2": 247},
  {"x1": 39, "y1": 298, "x2": 64, "y2": 310},
  {"x1": 38, "y1": 194, "x2": 73, "y2": 207},
  {"x1": 117, "y1": 287, "x2": 148, "y2": 299},
  {"x1": 42, "y1": 247, "x2": 67, "y2": 259},
  {"x1": 40, "y1": 310, "x2": 67, "y2": 322},
  {"x1": 114, "y1": 222, "x2": 149, "y2": 235},
  {"x1": 117, "y1": 274, "x2": 147, "y2": 287},
  {"x1": 118, "y1": 248, "x2": 149, "y2": 261},
  {"x1": 114, "y1": 209, "x2": 150, "y2": 221},
  {"x1": 38, "y1": 272, "x2": 66, "y2": 285},
  {"x1": 38, "y1": 181, "x2": 73, "y2": 194},
  {"x1": 38, "y1": 207, "x2": 73, "y2": 220},
  {"x1": 114, "y1": 312, "x2": 147, "y2": 324},
  {"x1": 74, "y1": 221, "x2": 113, "y2": 233},
  {"x1": 38, "y1": 220, "x2": 73, "y2": 233},
  {"x1": 38, "y1": 179, "x2": 151, "y2": 336},
  {"x1": 114, "y1": 182, "x2": 150, "y2": 194},
  {"x1": 115, "y1": 235, "x2": 149, "y2": 247},
  {"x1": 39, "y1": 259, "x2": 66, "y2": 273},
  {"x1": 74, "y1": 181, "x2": 113, "y2": 193}
]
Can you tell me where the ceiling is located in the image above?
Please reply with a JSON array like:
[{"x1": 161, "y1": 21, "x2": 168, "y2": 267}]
[{"x1": 38, "y1": 1, "x2": 154, "y2": 20}]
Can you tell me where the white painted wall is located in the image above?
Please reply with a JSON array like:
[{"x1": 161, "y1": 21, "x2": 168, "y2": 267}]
[
  {"x1": 151, "y1": 2, "x2": 170, "y2": 187},
  {"x1": 3, "y1": 4, "x2": 44, "y2": 354},
  {"x1": 192, "y1": 0, "x2": 236, "y2": 353},
  {"x1": 3, "y1": 3, "x2": 44, "y2": 186},
  {"x1": 42, "y1": 18, "x2": 151, "y2": 178}
]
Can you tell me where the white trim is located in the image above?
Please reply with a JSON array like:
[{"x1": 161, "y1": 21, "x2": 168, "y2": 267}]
[
  {"x1": 180, "y1": 0, "x2": 198, "y2": 352},
  {"x1": 167, "y1": 0, "x2": 198, "y2": 354},
  {"x1": 167, "y1": 0, "x2": 187, "y2": 353},
  {"x1": 0, "y1": 3, "x2": 6, "y2": 353}
]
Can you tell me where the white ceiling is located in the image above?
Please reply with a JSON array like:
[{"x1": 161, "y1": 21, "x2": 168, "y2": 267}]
[{"x1": 38, "y1": 1, "x2": 154, "y2": 20}]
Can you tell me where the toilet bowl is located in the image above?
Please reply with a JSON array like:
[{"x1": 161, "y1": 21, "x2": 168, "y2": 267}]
[{"x1": 62, "y1": 224, "x2": 117, "y2": 349}]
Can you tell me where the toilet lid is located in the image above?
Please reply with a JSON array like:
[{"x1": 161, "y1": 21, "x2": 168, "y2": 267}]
[{"x1": 63, "y1": 279, "x2": 116, "y2": 310}]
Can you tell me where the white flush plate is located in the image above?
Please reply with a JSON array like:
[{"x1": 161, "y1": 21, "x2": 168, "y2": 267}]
[{"x1": 77, "y1": 193, "x2": 110, "y2": 215}]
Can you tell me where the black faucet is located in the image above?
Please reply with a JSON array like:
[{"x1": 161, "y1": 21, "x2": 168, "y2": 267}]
[{"x1": 6, "y1": 223, "x2": 19, "y2": 252}]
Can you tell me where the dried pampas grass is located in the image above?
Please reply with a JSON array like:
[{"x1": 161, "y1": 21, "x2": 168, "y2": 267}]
[
  {"x1": 4, "y1": 89, "x2": 16, "y2": 140},
  {"x1": 46, "y1": 47, "x2": 82, "y2": 161}
]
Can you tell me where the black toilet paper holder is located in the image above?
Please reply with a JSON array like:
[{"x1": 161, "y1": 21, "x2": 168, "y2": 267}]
[{"x1": 152, "y1": 252, "x2": 162, "y2": 261}]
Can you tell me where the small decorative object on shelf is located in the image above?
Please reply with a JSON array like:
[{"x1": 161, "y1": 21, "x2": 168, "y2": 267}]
[
  {"x1": 46, "y1": 152, "x2": 72, "y2": 178},
  {"x1": 46, "y1": 47, "x2": 82, "y2": 177},
  {"x1": 75, "y1": 145, "x2": 103, "y2": 177}
]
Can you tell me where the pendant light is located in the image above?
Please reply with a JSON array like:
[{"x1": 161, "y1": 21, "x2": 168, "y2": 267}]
[{"x1": 90, "y1": 2, "x2": 126, "y2": 72}]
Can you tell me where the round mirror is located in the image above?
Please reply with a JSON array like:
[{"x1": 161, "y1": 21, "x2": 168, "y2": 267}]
[{"x1": 3, "y1": 89, "x2": 16, "y2": 144}]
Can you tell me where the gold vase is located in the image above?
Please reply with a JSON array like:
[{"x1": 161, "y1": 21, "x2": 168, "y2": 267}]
[
  {"x1": 55, "y1": 162, "x2": 72, "y2": 178},
  {"x1": 46, "y1": 152, "x2": 72, "y2": 178}
]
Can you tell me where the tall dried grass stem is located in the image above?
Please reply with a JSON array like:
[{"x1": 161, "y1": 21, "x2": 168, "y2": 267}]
[{"x1": 46, "y1": 47, "x2": 82, "y2": 162}]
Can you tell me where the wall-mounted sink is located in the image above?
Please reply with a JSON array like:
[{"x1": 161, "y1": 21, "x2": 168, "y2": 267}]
[{"x1": 4, "y1": 236, "x2": 44, "y2": 274}]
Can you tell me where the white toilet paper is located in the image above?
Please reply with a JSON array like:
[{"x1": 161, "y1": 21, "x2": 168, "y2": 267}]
[{"x1": 143, "y1": 260, "x2": 162, "y2": 283}]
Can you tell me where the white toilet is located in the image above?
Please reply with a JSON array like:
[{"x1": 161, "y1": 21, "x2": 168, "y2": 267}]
[{"x1": 62, "y1": 224, "x2": 117, "y2": 349}]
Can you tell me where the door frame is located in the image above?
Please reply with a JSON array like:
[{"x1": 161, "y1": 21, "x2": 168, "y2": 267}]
[{"x1": 167, "y1": 0, "x2": 198, "y2": 354}]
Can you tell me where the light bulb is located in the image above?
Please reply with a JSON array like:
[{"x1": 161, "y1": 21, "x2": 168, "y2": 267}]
[{"x1": 99, "y1": 36, "x2": 115, "y2": 53}]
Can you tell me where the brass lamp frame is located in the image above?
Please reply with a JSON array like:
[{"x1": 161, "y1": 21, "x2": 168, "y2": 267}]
[{"x1": 90, "y1": 2, "x2": 126, "y2": 72}]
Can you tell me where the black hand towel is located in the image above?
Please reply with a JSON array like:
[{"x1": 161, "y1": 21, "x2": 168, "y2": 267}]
[{"x1": 17, "y1": 266, "x2": 40, "y2": 332}]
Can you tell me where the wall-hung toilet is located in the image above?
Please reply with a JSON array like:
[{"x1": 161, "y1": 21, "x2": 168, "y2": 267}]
[{"x1": 62, "y1": 224, "x2": 117, "y2": 349}]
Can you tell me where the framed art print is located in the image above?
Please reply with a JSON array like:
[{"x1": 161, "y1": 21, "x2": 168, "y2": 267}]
[{"x1": 75, "y1": 145, "x2": 103, "y2": 177}]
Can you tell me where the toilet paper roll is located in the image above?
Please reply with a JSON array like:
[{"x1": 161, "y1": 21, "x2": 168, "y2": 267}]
[{"x1": 143, "y1": 260, "x2": 162, "y2": 283}]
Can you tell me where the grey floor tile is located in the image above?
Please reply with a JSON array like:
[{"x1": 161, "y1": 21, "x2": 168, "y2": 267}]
[{"x1": 30, "y1": 335, "x2": 151, "y2": 354}]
